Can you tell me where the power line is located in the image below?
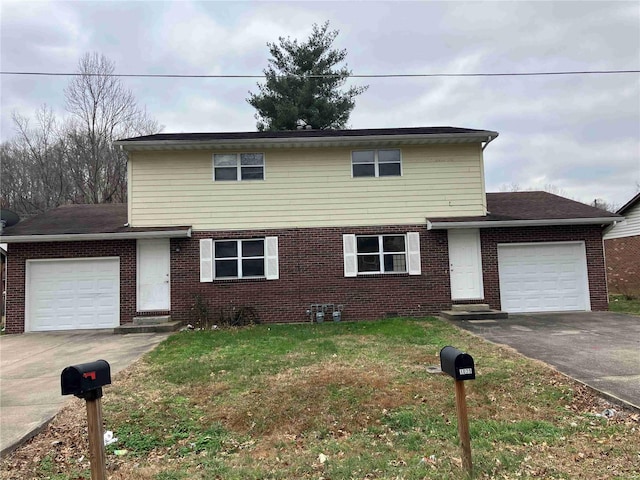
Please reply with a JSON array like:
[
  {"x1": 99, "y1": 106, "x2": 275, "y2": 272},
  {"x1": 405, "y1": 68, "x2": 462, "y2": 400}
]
[{"x1": 0, "y1": 69, "x2": 638, "y2": 79}]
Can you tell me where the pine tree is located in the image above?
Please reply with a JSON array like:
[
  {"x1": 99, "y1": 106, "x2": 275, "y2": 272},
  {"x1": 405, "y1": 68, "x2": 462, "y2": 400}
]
[{"x1": 247, "y1": 21, "x2": 368, "y2": 131}]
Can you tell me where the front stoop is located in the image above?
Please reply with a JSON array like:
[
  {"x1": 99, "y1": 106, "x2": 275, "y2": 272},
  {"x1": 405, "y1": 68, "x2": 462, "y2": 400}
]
[
  {"x1": 441, "y1": 304, "x2": 508, "y2": 321},
  {"x1": 114, "y1": 316, "x2": 182, "y2": 334}
]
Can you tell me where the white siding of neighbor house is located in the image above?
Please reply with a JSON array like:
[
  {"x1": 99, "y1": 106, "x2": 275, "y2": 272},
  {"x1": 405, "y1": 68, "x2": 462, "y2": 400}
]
[
  {"x1": 128, "y1": 144, "x2": 486, "y2": 230},
  {"x1": 604, "y1": 201, "x2": 640, "y2": 240}
]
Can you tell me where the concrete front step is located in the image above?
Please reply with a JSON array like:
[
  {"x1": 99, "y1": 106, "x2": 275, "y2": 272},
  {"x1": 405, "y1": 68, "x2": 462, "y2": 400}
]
[
  {"x1": 114, "y1": 321, "x2": 182, "y2": 335},
  {"x1": 451, "y1": 304, "x2": 491, "y2": 312},
  {"x1": 441, "y1": 309, "x2": 508, "y2": 321},
  {"x1": 133, "y1": 315, "x2": 172, "y2": 325}
]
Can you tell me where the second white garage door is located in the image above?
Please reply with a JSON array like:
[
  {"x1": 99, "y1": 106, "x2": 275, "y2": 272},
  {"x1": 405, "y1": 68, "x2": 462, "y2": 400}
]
[
  {"x1": 26, "y1": 258, "x2": 120, "y2": 332},
  {"x1": 498, "y1": 242, "x2": 590, "y2": 313}
]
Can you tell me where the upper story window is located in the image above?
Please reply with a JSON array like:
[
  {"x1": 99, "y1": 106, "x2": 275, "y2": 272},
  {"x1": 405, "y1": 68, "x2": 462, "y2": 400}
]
[
  {"x1": 352, "y1": 149, "x2": 401, "y2": 178},
  {"x1": 213, "y1": 153, "x2": 264, "y2": 181}
]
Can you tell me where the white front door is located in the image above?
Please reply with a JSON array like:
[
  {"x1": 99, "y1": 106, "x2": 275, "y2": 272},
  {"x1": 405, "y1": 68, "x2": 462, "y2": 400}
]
[
  {"x1": 448, "y1": 229, "x2": 484, "y2": 300},
  {"x1": 137, "y1": 239, "x2": 170, "y2": 311}
]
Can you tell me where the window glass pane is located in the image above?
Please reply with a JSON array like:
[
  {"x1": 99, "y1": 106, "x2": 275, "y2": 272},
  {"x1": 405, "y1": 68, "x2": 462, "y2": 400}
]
[
  {"x1": 353, "y1": 164, "x2": 375, "y2": 177},
  {"x1": 358, "y1": 255, "x2": 380, "y2": 272},
  {"x1": 214, "y1": 154, "x2": 238, "y2": 167},
  {"x1": 379, "y1": 163, "x2": 401, "y2": 177},
  {"x1": 240, "y1": 153, "x2": 264, "y2": 166},
  {"x1": 352, "y1": 150, "x2": 375, "y2": 163},
  {"x1": 357, "y1": 236, "x2": 379, "y2": 253},
  {"x1": 242, "y1": 239, "x2": 264, "y2": 257},
  {"x1": 384, "y1": 254, "x2": 407, "y2": 272},
  {"x1": 242, "y1": 258, "x2": 265, "y2": 277},
  {"x1": 215, "y1": 167, "x2": 237, "y2": 181},
  {"x1": 378, "y1": 149, "x2": 401, "y2": 163},
  {"x1": 383, "y1": 235, "x2": 405, "y2": 252},
  {"x1": 215, "y1": 259, "x2": 238, "y2": 278},
  {"x1": 240, "y1": 166, "x2": 264, "y2": 180},
  {"x1": 215, "y1": 241, "x2": 237, "y2": 258}
]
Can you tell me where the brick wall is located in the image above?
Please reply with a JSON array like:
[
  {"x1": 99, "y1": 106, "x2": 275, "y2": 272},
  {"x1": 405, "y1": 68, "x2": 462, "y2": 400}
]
[
  {"x1": 605, "y1": 235, "x2": 640, "y2": 296},
  {"x1": 5, "y1": 240, "x2": 136, "y2": 333},
  {"x1": 170, "y1": 226, "x2": 451, "y2": 325},
  {"x1": 5, "y1": 224, "x2": 610, "y2": 333}
]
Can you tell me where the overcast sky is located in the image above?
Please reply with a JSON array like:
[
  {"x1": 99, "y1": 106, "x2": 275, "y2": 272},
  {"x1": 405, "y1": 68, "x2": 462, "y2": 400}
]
[{"x1": 1, "y1": 0, "x2": 639, "y2": 207}]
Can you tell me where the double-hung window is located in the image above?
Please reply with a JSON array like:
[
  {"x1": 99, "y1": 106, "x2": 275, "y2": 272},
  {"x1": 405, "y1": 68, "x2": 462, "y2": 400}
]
[
  {"x1": 213, "y1": 153, "x2": 264, "y2": 181},
  {"x1": 343, "y1": 232, "x2": 421, "y2": 277},
  {"x1": 356, "y1": 235, "x2": 407, "y2": 274},
  {"x1": 200, "y1": 237, "x2": 279, "y2": 282},
  {"x1": 352, "y1": 149, "x2": 401, "y2": 177},
  {"x1": 215, "y1": 239, "x2": 264, "y2": 279}
]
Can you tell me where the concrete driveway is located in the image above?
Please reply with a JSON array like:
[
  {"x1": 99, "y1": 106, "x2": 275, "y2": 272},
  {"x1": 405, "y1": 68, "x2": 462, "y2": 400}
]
[
  {"x1": 0, "y1": 330, "x2": 170, "y2": 457},
  {"x1": 449, "y1": 312, "x2": 640, "y2": 410}
]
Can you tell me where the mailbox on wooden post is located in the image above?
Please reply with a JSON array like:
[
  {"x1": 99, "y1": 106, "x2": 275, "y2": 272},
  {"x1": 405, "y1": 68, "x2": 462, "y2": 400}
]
[
  {"x1": 440, "y1": 346, "x2": 475, "y2": 477},
  {"x1": 61, "y1": 360, "x2": 111, "y2": 480}
]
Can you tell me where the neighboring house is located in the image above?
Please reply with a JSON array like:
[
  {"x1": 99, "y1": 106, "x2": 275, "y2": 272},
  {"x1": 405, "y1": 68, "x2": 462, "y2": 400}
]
[
  {"x1": 604, "y1": 192, "x2": 640, "y2": 296},
  {"x1": 0, "y1": 127, "x2": 622, "y2": 333}
]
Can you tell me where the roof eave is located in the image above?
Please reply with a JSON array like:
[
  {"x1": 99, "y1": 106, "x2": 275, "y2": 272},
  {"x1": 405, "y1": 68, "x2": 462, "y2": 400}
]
[
  {"x1": 115, "y1": 132, "x2": 499, "y2": 151},
  {"x1": 0, "y1": 228, "x2": 192, "y2": 243},
  {"x1": 426, "y1": 217, "x2": 620, "y2": 230}
]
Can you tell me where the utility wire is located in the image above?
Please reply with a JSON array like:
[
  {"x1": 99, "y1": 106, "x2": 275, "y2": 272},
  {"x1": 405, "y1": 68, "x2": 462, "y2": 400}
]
[{"x1": 0, "y1": 69, "x2": 639, "y2": 79}]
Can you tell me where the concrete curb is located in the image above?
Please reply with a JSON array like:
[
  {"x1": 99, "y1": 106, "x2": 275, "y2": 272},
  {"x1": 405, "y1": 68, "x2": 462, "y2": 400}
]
[{"x1": 0, "y1": 414, "x2": 56, "y2": 460}]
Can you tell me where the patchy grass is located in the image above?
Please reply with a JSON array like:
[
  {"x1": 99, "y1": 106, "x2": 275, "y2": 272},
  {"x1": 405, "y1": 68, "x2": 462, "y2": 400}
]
[
  {"x1": 609, "y1": 294, "x2": 640, "y2": 315},
  {"x1": 2, "y1": 317, "x2": 639, "y2": 479}
]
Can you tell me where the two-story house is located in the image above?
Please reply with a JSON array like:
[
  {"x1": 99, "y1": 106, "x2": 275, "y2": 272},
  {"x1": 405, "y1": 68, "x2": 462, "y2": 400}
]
[{"x1": 1, "y1": 127, "x2": 621, "y2": 333}]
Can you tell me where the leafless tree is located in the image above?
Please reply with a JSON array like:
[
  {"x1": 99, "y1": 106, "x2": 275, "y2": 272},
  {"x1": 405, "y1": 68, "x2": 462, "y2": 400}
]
[
  {"x1": 62, "y1": 52, "x2": 160, "y2": 204},
  {"x1": 0, "y1": 106, "x2": 71, "y2": 216}
]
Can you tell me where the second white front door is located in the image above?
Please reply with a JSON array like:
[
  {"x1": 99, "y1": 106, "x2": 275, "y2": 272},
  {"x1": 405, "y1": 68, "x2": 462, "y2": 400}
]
[
  {"x1": 137, "y1": 239, "x2": 171, "y2": 311},
  {"x1": 448, "y1": 229, "x2": 484, "y2": 300}
]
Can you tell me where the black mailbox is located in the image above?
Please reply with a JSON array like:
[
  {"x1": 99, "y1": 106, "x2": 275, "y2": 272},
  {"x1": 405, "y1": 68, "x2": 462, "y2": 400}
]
[
  {"x1": 440, "y1": 346, "x2": 475, "y2": 381},
  {"x1": 61, "y1": 360, "x2": 111, "y2": 399}
]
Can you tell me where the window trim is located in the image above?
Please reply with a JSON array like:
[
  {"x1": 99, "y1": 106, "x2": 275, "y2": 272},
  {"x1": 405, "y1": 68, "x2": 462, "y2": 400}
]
[
  {"x1": 351, "y1": 148, "x2": 402, "y2": 178},
  {"x1": 355, "y1": 234, "x2": 408, "y2": 275},
  {"x1": 212, "y1": 152, "x2": 266, "y2": 182},
  {"x1": 214, "y1": 238, "x2": 265, "y2": 279}
]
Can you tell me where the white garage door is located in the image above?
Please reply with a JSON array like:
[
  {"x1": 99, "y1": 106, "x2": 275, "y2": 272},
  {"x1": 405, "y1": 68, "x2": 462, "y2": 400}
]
[
  {"x1": 498, "y1": 242, "x2": 590, "y2": 313},
  {"x1": 27, "y1": 258, "x2": 120, "y2": 332}
]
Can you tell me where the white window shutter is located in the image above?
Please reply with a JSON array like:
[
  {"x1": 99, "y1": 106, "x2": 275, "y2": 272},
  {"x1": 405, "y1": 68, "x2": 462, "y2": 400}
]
[
  {"x1": 265, "y1": 236, "x2": 279, "y2": 280},
  {"x1": 200, "y1": 239, "x2": 213, "y2": 282},
  {"x1": 343, "y1": 234, "x2": 357, "y2": 277},
  {"x1": 407, "y1": 232, "x2": 421, "y2": 275}
]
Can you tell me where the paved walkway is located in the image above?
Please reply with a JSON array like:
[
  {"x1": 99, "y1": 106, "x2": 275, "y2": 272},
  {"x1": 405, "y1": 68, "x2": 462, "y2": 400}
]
[
  {"x1": 0, "y1": 330, "x2": 170, "y2": 457},
  {"x1": 448, "y1": 312, "x2": 640, "y2": 409}
]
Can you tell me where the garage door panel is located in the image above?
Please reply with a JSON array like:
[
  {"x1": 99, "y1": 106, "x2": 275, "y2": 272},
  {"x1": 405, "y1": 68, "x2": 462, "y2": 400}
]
[
  {"x1": 498, "y1": 243, "x2": 590, "y2": 313},
  {"x1": 27, "y1": 258, "x2": 120, "y2": 332}
]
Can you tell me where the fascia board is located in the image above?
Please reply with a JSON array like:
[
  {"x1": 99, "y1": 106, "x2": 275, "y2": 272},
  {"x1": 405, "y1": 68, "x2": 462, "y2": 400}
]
[
  {"x1": 0, "y1": 228, "x2": 192, "y2": 243},
  {"x1": 115, "y1": 132, "x2": 499, "y2": 151},
  {"x1": 427, "y1": 217, "x2": 620, "y2": 230}
]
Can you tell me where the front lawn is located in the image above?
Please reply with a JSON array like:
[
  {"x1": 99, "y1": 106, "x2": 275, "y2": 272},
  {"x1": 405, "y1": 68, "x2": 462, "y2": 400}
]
[
  {"x1": 609, "y1": 294, "x2": 640, "y2": 316},
  {"x1": 2, "y1": 318, "x2": 639, "y2": 479}
]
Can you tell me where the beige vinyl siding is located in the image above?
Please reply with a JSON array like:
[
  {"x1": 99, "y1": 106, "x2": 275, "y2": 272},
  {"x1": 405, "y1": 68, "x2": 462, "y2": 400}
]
[
  {"x1": 604, "y1": 202, "x2": 640, "y2": 239},
  {"x1": 129, "y1": 144, "x2": 486, "y2": 230}
]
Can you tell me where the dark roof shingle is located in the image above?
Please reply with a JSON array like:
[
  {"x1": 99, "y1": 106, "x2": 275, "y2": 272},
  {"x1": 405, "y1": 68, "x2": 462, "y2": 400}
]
[{"x1": 117, "y1": 126, "x2": 497, "y2": 143}]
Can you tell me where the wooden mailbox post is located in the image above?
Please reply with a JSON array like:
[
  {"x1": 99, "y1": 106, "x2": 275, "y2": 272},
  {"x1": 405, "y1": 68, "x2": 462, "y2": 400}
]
[
  {"x1": 61, "y1": 360, "x2": 111, "y2": 480},
  {"x1": 440, "y1": 346, "x2": 475, "y2": 476}
]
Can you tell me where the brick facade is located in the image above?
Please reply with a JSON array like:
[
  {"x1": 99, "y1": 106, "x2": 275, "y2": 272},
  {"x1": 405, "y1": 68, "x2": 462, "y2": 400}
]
[
  {"x1": 4, "y1": 224, "x2": 610, "y2": 333},
  {"x1": 605, "y1": 235, "x2": 640, "y2": 296}
]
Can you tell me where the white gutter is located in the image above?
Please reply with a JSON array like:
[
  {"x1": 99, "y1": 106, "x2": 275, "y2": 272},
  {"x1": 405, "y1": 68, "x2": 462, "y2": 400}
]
[
  {"x1": 0, "y1": 228, "x2": 192, "y2": 243},
  {"x1": 427, "y1": 217, "x2": 619, "y2": 230},
  {"x1": 115, "y1": 132, "x2": 499, "y2": 151}
]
